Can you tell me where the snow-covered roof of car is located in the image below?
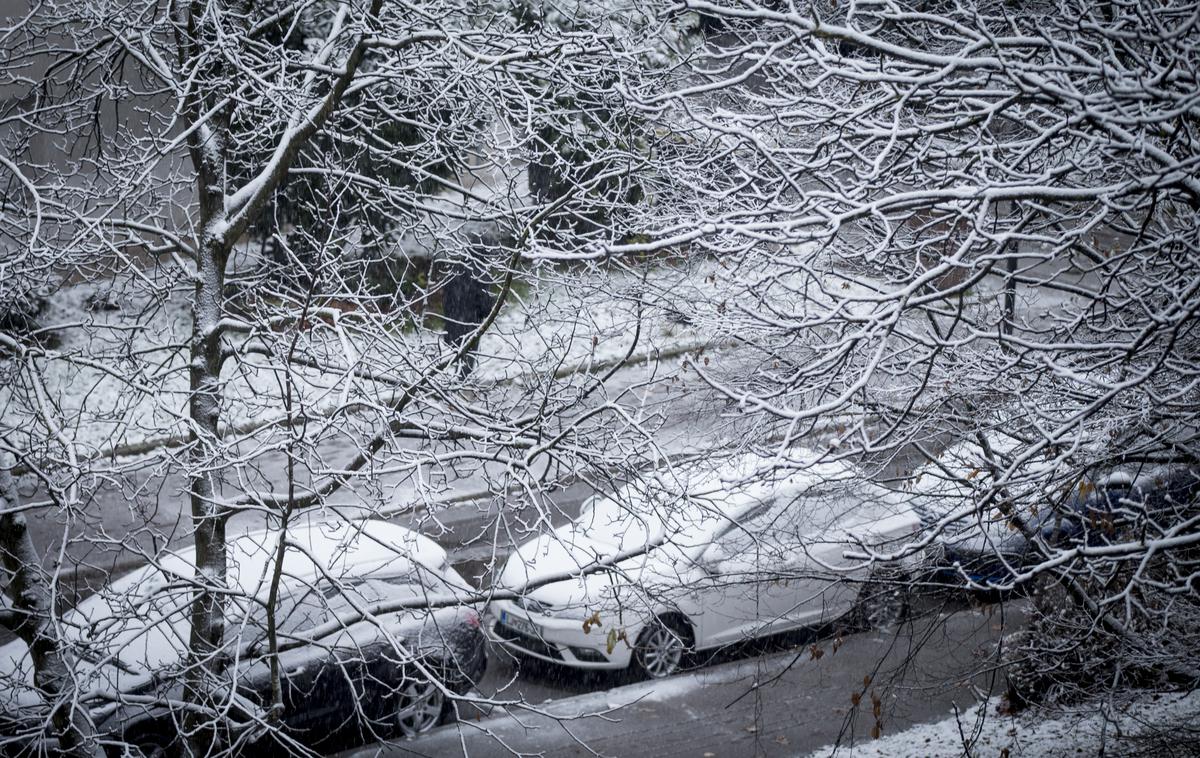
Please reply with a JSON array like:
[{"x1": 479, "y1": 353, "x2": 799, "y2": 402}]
[
  {"x1": 570, "y1": 451, "x2": 907, "y2": 553},
  {"x1": 145, "y1": 518, "x2": 447, "y2": 597}
]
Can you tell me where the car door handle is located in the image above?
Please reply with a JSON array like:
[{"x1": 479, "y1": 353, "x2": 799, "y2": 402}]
[{"x1": 285, "y1": 665, "x2": 306, "y2": 677}]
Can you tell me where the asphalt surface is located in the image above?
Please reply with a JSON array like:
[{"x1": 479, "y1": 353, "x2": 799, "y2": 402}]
[
  {"x1": 344, "y1": 594, "x2": 1027, "y2": 757},
  {"x1": 6, "y1": 344, "x2": 988, "y2": 756}
]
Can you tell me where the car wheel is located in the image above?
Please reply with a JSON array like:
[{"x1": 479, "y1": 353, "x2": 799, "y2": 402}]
[
  {"x1": 852, "y1": 568, "x2": 910, "y2": 630},
  {"x1": 633, "y1": 616, "x2": 692, "y2": 679},
  {"x1": 118, "y1": 732, "x2": 179, "y2": 758},
  {"x1": 135, "y1": 743, "x2": 169, "y2": 758},
  {"x1": 395, "y1": 677, "x2": 446, "y2": 738}
]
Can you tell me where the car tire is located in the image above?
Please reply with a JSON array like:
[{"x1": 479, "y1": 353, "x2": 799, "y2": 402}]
[
  {"x1": 117, "y1": 731, "x2": 179, "y2": 758},
  {"x1": 851, "y1": 567, "x2": 911, "y2": 631},
  {"x1": 394, "y1": 675, "x2": 447, "y2": 739},
  {"x1": 632, "y1": 615, "x2": 693, "y2": 680}
]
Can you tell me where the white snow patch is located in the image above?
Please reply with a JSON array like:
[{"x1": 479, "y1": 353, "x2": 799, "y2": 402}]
[
  {"x1": 805, "y1": 690, "x2": 1200, "y2": 757},
  {"x1": 540, "y1": 668, "x2": 707, "y2": 718}
]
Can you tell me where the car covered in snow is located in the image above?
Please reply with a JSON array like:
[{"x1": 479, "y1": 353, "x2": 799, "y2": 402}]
[
  {"x1": 913, "y1": 439, "x2": 1200, "y2": 587},
  {"x1": 487, "y1": 454, "x2": 924, "y2": 679},
  {"x1": 0, "y1": 519, "x2": 486, "y2": 755},
  {"x1": 929, "y1": 473, "x2": 1146, "y2": 585}
]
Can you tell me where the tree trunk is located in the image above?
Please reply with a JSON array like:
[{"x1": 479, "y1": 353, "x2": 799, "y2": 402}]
[
  {"x1": 0, "y1": 461, "x2": 100, "y2": 757},
  {"x1": 181, "y1": 233, "x2": 232, "y2": 753}
]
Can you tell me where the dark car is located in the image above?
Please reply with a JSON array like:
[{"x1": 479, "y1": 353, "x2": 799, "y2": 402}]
[
  {"x1": 0, "y1": 520, "x2": 486, "y2": 756},
  {"x1": 1095, "y1": 468, "x2": 1200, "y2": 541},
  {"x1": 934, "y1": 468, "x2": 1198, "y2": 587}
]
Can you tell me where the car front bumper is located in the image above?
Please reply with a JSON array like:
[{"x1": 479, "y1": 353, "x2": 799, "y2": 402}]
[{"x1": 485, "y1": 600, "x2": 636, "y2": 670}]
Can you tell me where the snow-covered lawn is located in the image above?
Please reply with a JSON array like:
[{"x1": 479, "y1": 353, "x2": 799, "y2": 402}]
[{"x1": 807, "y1": 689, "x2": 1200, "y2": 757}]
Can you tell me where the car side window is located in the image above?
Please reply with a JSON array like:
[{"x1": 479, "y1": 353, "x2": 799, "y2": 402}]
[
  {"x1": 718, "y1": 487, "x2": 849, "y2": 557},
  {"x1": 710, "y1": 499, "x2": 784, "y2": 559},
  {"x1": 715, "y1": 498, "x2": 769, "y2": 537},
  {"x1": 283, "y1": 589, "x2": 340, "y2": 636},
  {"x1": 231, "y1": 573, "x2": 426, "y2": 646}
]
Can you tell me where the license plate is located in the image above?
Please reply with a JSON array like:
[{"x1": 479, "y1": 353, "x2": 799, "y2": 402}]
[{"x1": 500, "y1": 610, "x2": 540, "y2": 638}]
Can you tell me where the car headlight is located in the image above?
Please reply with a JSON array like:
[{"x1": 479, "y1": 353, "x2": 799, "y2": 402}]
[
  {"x1": 512, "y1": 595, "x2": 588, "y2": 620},
  {"x1": 512, "y1": 595, "x2": 551, "y2": 615}
]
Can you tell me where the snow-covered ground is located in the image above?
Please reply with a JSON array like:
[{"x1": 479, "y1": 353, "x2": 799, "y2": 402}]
[
  {"x1": 3, "y1": 244, "x2": 1088, "y2": 462},
  {"x1": 473, "y1": 258, "x2": 715, "y2": 382},
  {"x1": 0, "y1": 259, "x2": 718, "y2": 457},
  {"x1": 807, "y1": 689, "x2": 1200, "y2": 757}
]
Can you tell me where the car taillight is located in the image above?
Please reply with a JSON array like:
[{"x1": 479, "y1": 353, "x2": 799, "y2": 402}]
[{"x1": 465, "y1": 609, "x2": 481, "y2": 628}]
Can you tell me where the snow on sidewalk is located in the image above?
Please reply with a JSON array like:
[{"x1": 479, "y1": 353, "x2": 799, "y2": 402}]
[{"x1": 806, "y1": 689, "x2": 1200, "y2": 757}]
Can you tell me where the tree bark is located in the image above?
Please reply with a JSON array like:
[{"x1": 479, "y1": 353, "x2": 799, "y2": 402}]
[
  {"x1": 181, "y1": 233, "x2": 232, "y2": 753},
  {"x1": 173, "y1": 3, "x2": 384, "y2": 750},
  {"x1": 178, "y1": 7, "x2": 235, "y2": 741},
  {"x1": 0, "y1": 461, "x2": 100, "y2": 757}
]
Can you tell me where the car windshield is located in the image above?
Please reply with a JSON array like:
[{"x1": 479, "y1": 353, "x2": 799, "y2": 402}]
[
  {"x1": 65, "y1": 564, "x2": 194, "y2": 673},
  {"x1": 575, "y1": 494, "x2": 666, "y2": 551},
  {"x1": 574, "y1": 482, "x2": 737, "y2": 555},
  {"x1": 709, "y1": 478, "x2": 892, "y2": 550},
  {"x1": 231, "y1": 573, "x2": 430, "y2": 640}
]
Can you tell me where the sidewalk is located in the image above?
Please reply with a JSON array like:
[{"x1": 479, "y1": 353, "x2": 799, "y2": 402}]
[
  {"x1": 345, "y1": 604, "x2": 1022, "y2": 758},
  {"x1": 806, "y1": 688, "x2": 1200, "y2": 758}
]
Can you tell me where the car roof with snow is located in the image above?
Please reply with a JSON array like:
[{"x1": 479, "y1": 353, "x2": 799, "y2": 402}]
[
  {"x1": 571, "y1": 453, "x2": 911, "y2": 552},
  {"x1": 70, "y1": 515, "x2": 448, "y2": 633},
  {"x1": 133, "y1": 518, "x2": 446, "y2": 598}
]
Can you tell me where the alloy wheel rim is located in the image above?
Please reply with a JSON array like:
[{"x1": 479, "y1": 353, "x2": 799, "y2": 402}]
[
  {"x1": 639, "y1": 625, "x2": 684, "y2": 678},
  {"x1": 396, "y1": 678, "x2": 445, "y2": 737},
  {"x1": 133, "y1": 738, "x2": 170, "y2": 758}
]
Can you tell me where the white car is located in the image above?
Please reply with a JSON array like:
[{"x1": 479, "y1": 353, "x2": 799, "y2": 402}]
[{"x1": 487, "y1": 455, "x2": 923, "y2": 678}]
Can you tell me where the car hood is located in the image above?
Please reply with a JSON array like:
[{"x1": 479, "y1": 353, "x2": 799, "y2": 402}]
[
  {"x1": 0, "y1": 635, "x2": 155, "y2": 719},
  {"x1": 497, "y1": 528, "x2": 681, "y2": 613}
]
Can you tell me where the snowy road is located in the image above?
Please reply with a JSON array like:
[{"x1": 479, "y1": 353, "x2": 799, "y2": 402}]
[{"x1": 341, "y1": 594, "x2": 1026, "y2": 757}]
